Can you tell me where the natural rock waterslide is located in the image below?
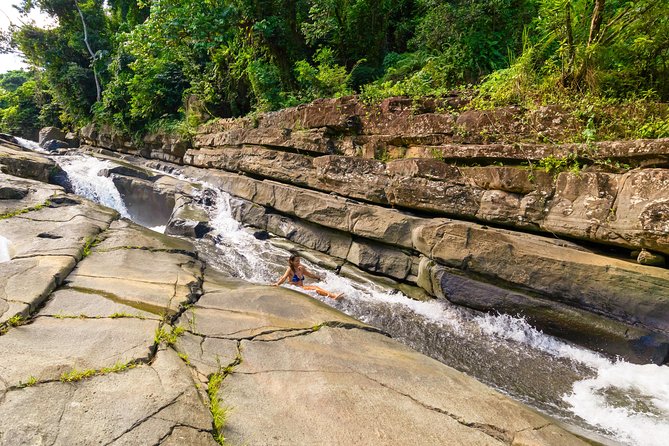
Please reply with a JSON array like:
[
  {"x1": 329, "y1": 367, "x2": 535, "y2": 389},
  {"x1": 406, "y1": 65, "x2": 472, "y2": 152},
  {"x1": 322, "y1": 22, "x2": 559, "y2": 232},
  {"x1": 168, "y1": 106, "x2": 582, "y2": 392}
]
[
  {"x1": 77, "y1": 95, "x2": 669, "y2": 367},
  {"x1": 0, "y1": 143, "x2": 592, "y2": 444}
]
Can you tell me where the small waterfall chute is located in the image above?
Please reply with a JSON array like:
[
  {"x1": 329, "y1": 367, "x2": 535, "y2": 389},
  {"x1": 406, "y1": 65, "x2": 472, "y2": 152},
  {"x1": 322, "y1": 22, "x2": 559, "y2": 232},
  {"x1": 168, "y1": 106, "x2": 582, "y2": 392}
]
[
  {"x1": 14, "y1": 137, "x2": 45, "y2": 153},
  {"x1": 56, "y1": 155, "x2": 130, "y2": 218}
]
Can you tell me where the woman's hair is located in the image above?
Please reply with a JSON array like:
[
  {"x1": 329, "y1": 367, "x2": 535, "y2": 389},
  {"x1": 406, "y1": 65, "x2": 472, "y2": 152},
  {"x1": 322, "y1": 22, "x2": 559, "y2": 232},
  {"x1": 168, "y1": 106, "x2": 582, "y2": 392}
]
[{"x1": 288, "y1": 253, "x2": 299, "y2": 264}]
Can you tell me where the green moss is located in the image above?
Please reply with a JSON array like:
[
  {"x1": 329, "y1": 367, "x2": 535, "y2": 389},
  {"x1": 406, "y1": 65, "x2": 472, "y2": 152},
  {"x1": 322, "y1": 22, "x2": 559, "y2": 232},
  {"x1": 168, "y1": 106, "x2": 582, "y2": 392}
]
[{"x1": 0, "y1": 200, "x2": 51, "y2": 220}]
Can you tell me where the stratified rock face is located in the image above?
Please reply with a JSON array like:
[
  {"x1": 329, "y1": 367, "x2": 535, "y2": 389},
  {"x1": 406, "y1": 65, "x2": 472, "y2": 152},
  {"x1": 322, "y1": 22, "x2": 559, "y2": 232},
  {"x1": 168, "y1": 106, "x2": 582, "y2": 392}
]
[
  {"x1": 99, "y1": 159, "x2": 662, "y2": 364},
  {"x1": 0, "y1": 143, "x2": 59, "y2": 183},
  {"x1": 0, "y1": 167, "x2": 586, "y2": 445},
  {"x1": 77, "y1": 97, "x2": 669, "y2": 255}
]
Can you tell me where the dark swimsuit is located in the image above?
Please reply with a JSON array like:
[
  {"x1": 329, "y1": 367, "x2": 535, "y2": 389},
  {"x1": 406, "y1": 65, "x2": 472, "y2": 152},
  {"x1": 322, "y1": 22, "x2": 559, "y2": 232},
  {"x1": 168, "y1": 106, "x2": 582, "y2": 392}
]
[{"x1": 290, "y1": 270, "x2": 305, "y2": 284}]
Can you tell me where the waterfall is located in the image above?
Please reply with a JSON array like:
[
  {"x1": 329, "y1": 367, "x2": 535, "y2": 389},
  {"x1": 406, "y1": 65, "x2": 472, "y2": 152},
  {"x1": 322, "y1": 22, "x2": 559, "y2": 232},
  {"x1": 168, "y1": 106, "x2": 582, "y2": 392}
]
[
  {"x1": 56, "y1": 155, "x2": 130, "y2": 218},
  {"x1": 13, "y1": 136, "x2": 45, "y2": 153},
  {"x1": 0, "y1": 236, "x2": 12, "y2": 263}
]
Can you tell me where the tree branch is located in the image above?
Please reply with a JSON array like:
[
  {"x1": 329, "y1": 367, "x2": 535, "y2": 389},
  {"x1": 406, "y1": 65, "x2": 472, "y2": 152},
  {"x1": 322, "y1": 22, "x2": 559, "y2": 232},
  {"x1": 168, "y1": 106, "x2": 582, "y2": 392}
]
[{"x1": 74, "y1": 0, "x2": 101, "y2": 102}]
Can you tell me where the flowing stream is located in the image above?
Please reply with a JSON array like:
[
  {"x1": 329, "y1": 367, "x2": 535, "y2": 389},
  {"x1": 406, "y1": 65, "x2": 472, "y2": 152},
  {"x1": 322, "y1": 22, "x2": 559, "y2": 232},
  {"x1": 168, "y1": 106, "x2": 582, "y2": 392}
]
[{"x1": 27, "y1": 148, "x2": 669, "y2": 446}]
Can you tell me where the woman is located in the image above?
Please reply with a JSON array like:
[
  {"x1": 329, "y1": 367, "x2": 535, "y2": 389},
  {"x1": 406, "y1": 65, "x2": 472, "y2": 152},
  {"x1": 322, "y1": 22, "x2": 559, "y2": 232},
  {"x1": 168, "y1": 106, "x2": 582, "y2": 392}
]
[{"x1": 274, "y1": 254, "x2": 343, "y2": 300}]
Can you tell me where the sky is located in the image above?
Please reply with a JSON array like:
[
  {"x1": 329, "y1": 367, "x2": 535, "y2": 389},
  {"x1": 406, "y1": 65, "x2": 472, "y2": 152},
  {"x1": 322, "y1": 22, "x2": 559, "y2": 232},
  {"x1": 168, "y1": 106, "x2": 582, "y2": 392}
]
[{"x1": 0, "y1": 1, "x2": 54, "y2": 73}]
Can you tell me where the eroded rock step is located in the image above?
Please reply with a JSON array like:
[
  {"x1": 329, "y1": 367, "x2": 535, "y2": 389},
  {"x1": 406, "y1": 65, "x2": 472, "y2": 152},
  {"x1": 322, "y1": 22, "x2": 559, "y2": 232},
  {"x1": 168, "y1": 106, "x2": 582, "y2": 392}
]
[{"x1": 0, "y1": 165, "x2": 590, "y2": 444}]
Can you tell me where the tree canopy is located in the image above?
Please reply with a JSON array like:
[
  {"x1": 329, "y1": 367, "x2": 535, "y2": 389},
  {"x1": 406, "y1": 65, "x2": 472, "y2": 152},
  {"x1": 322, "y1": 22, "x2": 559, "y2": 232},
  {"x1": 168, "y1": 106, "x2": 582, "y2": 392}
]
[{"x1": 2, "y1": 0, "x2": 668, "y2": 138}]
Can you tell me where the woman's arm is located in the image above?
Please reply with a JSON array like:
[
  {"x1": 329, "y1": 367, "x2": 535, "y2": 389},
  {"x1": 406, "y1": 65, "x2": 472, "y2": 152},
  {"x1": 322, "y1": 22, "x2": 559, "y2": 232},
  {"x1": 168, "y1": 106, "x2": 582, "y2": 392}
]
[
  {"x1": 302, "y1": 267, "x2": 322, "y2": 280},
  {"x1": 274, "y1": 268, "x2": 291, "y2": 286}
]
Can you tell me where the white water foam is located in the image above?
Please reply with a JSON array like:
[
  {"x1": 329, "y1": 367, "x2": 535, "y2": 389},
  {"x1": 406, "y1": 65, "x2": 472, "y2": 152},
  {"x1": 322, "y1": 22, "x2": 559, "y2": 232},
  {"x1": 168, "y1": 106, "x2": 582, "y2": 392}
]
[
  {"x1": 475, "y1": 313, "x2": 610, "y2": 369},
  {"x1": 475, "y1": 312, "x2": 669, "y2": 445},
  {"x1": 0, "y1": 235, "x2": 13, "y2": 263},
  {"x1": 57, "y1": 155, "x2": 130, "y2": 218},
  {"x1": 150, "y1": 225, "x2": 166, "y2": 234},
  {"x1": 14, "y1": 136, "x2": 45, "y2": 153},
  {"x1": 564, "y1": 361, "x2": 669, "y2": 446}
]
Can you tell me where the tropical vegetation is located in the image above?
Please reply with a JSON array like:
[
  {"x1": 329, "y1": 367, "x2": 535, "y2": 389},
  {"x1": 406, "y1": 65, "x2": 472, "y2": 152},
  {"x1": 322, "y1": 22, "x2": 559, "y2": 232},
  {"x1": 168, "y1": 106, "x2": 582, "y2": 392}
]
[{"x1": 0, "y1": 0, "x2": 667, "y2": 139}]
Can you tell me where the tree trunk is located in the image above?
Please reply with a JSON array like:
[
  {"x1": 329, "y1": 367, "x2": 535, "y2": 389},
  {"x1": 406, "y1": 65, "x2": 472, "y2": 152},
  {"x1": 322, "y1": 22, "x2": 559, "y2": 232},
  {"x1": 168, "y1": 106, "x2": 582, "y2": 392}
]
[
  {"x1": 564, "y1": 1, "x2": 576, "y2": 85},
  {"x1": 74, "y1": 0, "x2": 101, "y2": 102},
  {"x1": 588, "y1": 0, "x2": 606, "y2": 46}
]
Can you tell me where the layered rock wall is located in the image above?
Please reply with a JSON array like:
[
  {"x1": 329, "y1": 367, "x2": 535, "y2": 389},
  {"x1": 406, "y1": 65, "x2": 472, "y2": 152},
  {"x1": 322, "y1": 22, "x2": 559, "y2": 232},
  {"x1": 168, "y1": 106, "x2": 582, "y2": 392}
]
[{"x1": 81, "y1": 97, "x2": 669, "y2": 257}]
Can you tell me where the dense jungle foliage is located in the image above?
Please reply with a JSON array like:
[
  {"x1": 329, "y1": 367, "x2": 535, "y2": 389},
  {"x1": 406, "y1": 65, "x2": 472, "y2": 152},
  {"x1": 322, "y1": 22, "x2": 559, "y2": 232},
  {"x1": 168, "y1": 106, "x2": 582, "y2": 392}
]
[{"x1": 1, "y1": 0, "x2": 668, "y2": 140}]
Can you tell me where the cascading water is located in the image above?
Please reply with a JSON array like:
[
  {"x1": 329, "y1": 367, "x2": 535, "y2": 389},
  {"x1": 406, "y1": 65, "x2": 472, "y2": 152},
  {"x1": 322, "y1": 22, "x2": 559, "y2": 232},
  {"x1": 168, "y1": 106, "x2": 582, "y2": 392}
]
[
  {"x1": 55, "y1": 155, "x2": 131, "y2": 218},
  {"x1": 14, "y1": 140, "x2": 667, "y2": 445},
  {"x1": 13, "y1": 136, "x2": 44, "y2": 153}
]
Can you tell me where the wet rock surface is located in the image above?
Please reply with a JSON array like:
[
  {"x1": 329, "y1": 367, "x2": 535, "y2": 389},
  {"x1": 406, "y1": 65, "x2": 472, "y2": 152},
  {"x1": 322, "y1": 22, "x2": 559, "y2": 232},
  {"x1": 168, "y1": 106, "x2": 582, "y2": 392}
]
[{"x1": 0, "y1": 158, "x2": 590, "y2": 445}]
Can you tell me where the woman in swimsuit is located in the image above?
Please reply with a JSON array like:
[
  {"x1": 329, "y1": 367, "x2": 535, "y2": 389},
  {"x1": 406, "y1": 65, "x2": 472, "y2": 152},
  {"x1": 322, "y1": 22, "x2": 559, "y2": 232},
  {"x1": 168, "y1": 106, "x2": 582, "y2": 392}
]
[{"x1": 274, "y1": 254, "x2": 343, "y2": 300}]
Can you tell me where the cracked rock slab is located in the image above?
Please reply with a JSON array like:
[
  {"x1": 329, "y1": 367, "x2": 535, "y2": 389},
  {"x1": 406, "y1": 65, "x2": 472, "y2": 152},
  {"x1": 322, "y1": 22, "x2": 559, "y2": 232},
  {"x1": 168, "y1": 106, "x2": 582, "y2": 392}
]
[
  {"x1": 0, "y1": 317, "x2": 158, "y2": 387},
  {"x1": 158, "y1": 426, "x2": 218, "y2": 446},
  {"x1": 67, "y1": 249, "x2": 202, "y2": 316},
  {"x1": 41, "y1": 288, "x2": 159, "y2": 320},
  {"x1": 0, "y1": 174, "x2": 61, "y2": 215},
  {"x1": 175, "y1": 332, "x2": 239, "y2": 379},
  {"x1": 0, "y1": 349, "x2": 214, "y2": 446},
  {"x1": 0, "y1": 198, "x2": 117, "y2": 260},
  {"x1": 219, "y1": 327, "x2": 588, "y2": 446},
  {"x1": 179, "y1": 284, "x2": 365, "y2": 340},
  {"x1": 95, "y1": 219, "x2": 196, "y2": 255},
  {"x1": 0, "y1": 255, "x2": 76, "y2": 324}
]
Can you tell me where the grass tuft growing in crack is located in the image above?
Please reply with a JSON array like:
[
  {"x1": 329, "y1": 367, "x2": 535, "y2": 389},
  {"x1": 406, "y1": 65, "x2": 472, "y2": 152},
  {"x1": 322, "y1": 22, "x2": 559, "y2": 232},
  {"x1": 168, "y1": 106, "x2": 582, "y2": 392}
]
[
  {"x1": 7, "y1": 315, "x2": 25, "y2": 327},
  {"x1": 60, "y1": 360, "x2": 136, "y2": 383},
  {"x1": 60, "y1": 368, "x2": 96, "y2": 382},
  {"x1": 110, "y1": 312, "x2": 145, "y2": 319},
  {"x1": 154, "y1": 325, "x2": 185, "y2": 346},
  {"x1": 82, "y1": 236, "x2": 102, "y2": 257},
  {"x1": 207, "y1": 349, "x2": 243, "y2": 445},
  {"x1": 208, "y1": 371, "x2": 229, "y2": 445},
  {"x1": 0, "y1": 200, "x2": 51, "y2": 220},
  {"x1": 53, "y1": 313, "x2": 87, "y2": 319},
  {"x1": 1, "y1": 314, "x2": 27, "y2": 334},
  {"x1": 18, "y1": 376, "x2": 38, "y2": 388}
]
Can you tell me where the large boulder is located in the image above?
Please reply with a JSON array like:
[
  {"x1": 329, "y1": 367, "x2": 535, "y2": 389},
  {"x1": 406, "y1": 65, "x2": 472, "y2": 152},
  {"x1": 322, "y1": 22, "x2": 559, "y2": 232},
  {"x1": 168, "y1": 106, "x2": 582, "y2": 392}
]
[
  {"x1": 165, "y1": 193, "x2": 212, "y2": 238},
  {"x1": 38, "y1": 127, "x2": 65, "y2": 146},
  {"x1": 64, "y1": 131, "x2": 80, "y2": 147},
  {"x1": 42, "y1": 139, "x2": 70, "y2": 152}
]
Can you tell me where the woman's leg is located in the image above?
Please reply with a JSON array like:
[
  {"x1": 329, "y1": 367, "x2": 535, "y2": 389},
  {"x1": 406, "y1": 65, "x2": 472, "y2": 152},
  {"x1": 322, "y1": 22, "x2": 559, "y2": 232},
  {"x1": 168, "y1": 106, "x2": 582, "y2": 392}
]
[{"x1": 303, "y1": 285, "x2": 342, "y2": 300}]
